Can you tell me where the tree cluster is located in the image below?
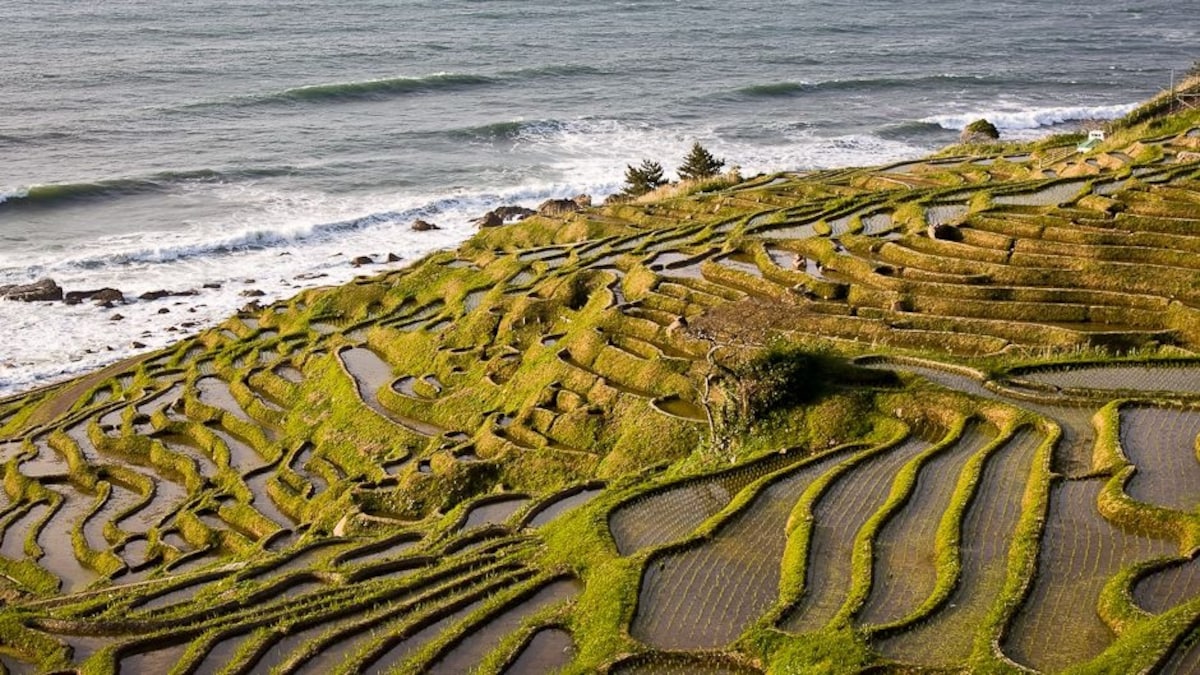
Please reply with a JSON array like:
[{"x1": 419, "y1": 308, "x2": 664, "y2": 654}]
[{"x1": 620, "y1": 142, "x2": 726, "y2": 198}]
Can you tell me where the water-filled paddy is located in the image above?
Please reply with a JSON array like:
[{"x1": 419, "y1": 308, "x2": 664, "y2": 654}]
[
  {"x1": 858, "y1": 422, "x2": 995, "y2": 626},
  {"x1": 875, "y1": 427, "x2": 1044, "y2": 666},
  {"x1": 1018, "y1": 364, "x2": 1200, "y2": 395},
  {"x1": 632, "y1": 446, "x2": 867, "y2": 648},
  {"x1": 1120, "y1": 405, "x2": 1200, "y2": 511},
  {"x1": 610, "y1": 449, "x2": 810, "y2": 556},
  {"x1": 1002, "y1": 479, "x2": 1175, "y2": 672},
  {"x1": 781, "y1": 437, "x2": 932, "y2": 633},
  {"x1": 502, "y1": 627, "x2": 576, "y2": 674},
  {"x1": 426, "y1": 578, "x2": 581, "y2": 674}
]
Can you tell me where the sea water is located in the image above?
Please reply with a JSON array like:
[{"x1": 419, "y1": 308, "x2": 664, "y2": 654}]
[{"x1": 0, "y1": 0, "x2": 1193, "y2": 396}]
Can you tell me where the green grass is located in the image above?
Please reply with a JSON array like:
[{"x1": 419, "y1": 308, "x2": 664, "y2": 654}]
[{"x1": 1, "y1": 96, "x2": 1199, "y2": 674}]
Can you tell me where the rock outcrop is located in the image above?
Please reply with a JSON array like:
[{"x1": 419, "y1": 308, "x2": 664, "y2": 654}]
[
  {"x1": 472, "y1": 211, "x2": 504, "y2": 228},
  {"x1": 537, "y1": 198, "x2": 581, "y2": 216},
  {"x1": 139, "y1": 289, "x2": 198, "y2": 301},
  {"x1": 493, "y1": 206, "x2": 536, "y2": 221},
  {"x1": 65, "y1": 288, "x2": 125, "y2": 306},
  {"x1": 473, "y1": 205, "x2": 537, "y2": 228},
  {"x1": 0, "y1": 278, "x2": 63, "y2": 302},
  {"x1": 960, "y1": 118, "x2": 1000, "y2": 144}
]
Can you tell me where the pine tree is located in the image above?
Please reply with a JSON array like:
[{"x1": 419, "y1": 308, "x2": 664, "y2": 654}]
[
  {"x1": 677, "y1": 142, "x2": 725, "y2": 181},
  {"x1": 621, "y1": 159, "x2": 666, "y2": 197}
]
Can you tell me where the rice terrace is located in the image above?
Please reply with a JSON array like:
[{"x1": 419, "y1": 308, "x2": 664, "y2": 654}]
[{"x1": 4, "y1": 85, "x2": 1200, "y2": 675}]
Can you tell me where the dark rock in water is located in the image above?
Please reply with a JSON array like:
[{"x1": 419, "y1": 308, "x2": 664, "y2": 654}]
[
  {"x1": 411, "y1": 219, "x2": 440, "y2": 231},
  {"x1": 386, "y1": 252, "x2": 401, "y2": 262},
  {"x1": 960, "y1": 118, "x2": 1000, "y2": 144},
  {"x1": 351, "y1": 255, "x2": 374, "y2": 267},
  {"x1": 0, "y1": 278, "x2": 63, "y2": 302},
  {"x1": 492, "y1": 206, "x2": 536, "y2": 222},
  {"x1": 202, "y1": 282, "x2": 222, "y2": 289},
  {"x1": 131, "y1": 341, "x2": 146, "y2": 349},
  {"x1": 294, "y1": 271, "x2": 327, "y2": 281},
  {"x1": 473, "y1": 211, "x2": 503, "y2": 228},
  {"x1": 93, "y1": 288, "x2": 125, "y2": 304},
  {"x1": 537, "y1": 198, "x2": 581, "y2": 216},
  {"x1": 139, "y1": 289, "x2": 198, "y2": 301},
  {"x1": 157, "y1": 308, "x2": 170, "y2": 314},
  {"x1": 241, "y1": 300, "x2": 263, "y2": 313},
  {"x1": 240, "y1": 289, "x2": 266, "y2": 298},
  {"x1": 65, "y1": 288, "x2": 124, "y2": 306},
  {"x1": 110, "y1": 313, "x2": 124, "y2": 321}
]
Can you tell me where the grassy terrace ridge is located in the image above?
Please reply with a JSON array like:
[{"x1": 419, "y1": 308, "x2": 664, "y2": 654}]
[{"x1": 2, "y1": 88, "x2": 1200, "y2": 674}]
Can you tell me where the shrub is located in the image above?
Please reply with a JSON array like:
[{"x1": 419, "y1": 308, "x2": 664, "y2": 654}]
[
  {"x1": 621, "y1": 159, "x2": 667, "y2": 197},
  {"x1": 677, "y1": 142, "x2": 726, "y2": 181}
]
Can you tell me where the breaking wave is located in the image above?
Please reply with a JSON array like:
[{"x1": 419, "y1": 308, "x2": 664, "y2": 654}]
[
  {"x1": 0, "y1": 168, "x2": 296, "y2": 210},
  {"x1": 922, "y1": 102, "x2": 1139, "y2": 131},
  {"x1": 728, "y1": 74, "x2": 1008, "y2": 100},
  {"x1": 272, "y1": 73, "x2": 495, "y2": 103}
]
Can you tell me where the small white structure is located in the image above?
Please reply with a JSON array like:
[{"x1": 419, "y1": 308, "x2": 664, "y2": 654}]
[{"x1": 1077, "y1": 129, "x2": 1106, "y2": 153}]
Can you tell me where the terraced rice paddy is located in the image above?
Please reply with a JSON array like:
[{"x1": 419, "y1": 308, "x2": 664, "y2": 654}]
[
  {"x1": 502, "y1": 627, "x2": 576, "y2": 673},
  {"x1": 2, "y1": 104, "x2": 1200, "y2": 673},
  {"x1": 857, "y1": 422, "x2": 996, "y2": 627},
  {"x1": 426, "y1": 577, "x2": 581, "y2": 674},
  {"x1": 1136, "y1": 556, "x2": 1200, "y2": 615},
  {"x1": 525, "y1": 486, "x2": 603, "y2": 528},
  {"x1": 1119, "y1": 405, "x2": 1200, "y2": 511},
  {"x1": 1160, "y1": 628, "x2": 1200, "y2": 675},
  {"x1": 633, "y1": 446, "x2": 863, "y2": 648},
  {"x1": 781, "y1": 436, "x2": 934, "y2": 633},
  {"x1": 609, "y1": 449, "x2": 812, "y2": 556},
  {"x1": 1018, "y1": 363, "x2": 1200, "y2": 395},
  {"x1": 1003, "y1": 479, "x2": 1177, "y2": 672},
  {"x1": 873, "y1": 426, "x2": 1045, "y2": 666},
  {"x1": 461, "y1": 495, "x2": 530, "y2": 531}
]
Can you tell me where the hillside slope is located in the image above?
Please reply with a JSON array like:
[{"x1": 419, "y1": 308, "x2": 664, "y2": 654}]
[{"x1": 1, "y1": 103, "x2": 1200, "y2": 674}]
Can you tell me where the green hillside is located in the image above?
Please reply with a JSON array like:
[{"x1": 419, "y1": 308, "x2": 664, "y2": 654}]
[{"x1": 2, "y1": 91, "x2": 1200, "y2": 674}]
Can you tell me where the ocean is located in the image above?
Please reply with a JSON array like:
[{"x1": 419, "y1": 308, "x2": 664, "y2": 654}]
[{"x1": 0, "y1": 0, "x2": 1193, "y2": 396}]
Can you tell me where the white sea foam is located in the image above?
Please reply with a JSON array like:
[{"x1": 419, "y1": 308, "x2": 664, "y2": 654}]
[
  {"x1": 0, "y1": 179, "x2": 621, "y2": 398},
  {"x1": 922, "y1": 102, "x2": 1139, "y2": 132},
  {"x1": 0, "y1": 188, "x2": 28, "y2": 205},
  {"x1": 512, "y1": 117, "x2": 926, "y2": 185}
]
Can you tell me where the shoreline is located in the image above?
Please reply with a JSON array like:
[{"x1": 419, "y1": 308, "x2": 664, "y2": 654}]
[{"x1": 0, "y1": 94, "x2": 1168, "y2": 402}]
